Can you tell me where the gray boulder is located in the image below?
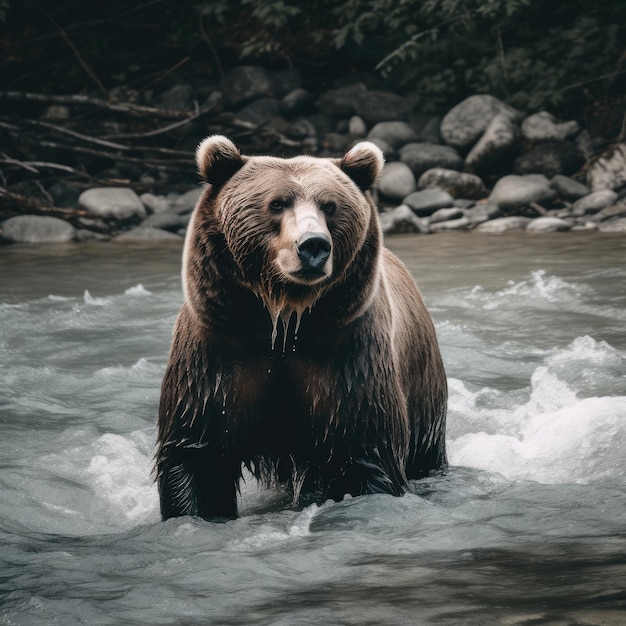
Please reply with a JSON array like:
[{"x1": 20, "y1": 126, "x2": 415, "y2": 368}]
[
  {"x1": 572, "y1": 190, "x2": 618, "y2": 216},
  {"x1": 488, "y1": 174, "x2": 556, "y2": 210},
  {"x1": 429, "y1": 216, "x2": 471, "y2": 232},
  {"x1": 598, "y1": 217, "x2": 626, "y2": 232},
  {"x1": 79, "y1": 188, "x2": 147, "y2": 221},
  {"x1": 236, "y1": 98, "x2": 280, "y2": 125},
  {"x1": 475, "y1": 216, "x2": 533, "y2": 233},
  {"x1": 440, "y1": 95, "x2": 521, "y2": 150},
  {"x1": 141, "y1": 210, "x2": 189, "y2": 232},
  {"x1": 526, "y1": 217, "x2": 573, "y2": 232},
  {"x1": 379, "y1": 205, "x2": 429, "y2": 235},
  {"x1": 587, "y1": 143, "x2": 626, "y2": 191},
  {"x1": 549, "y1": 175, "x2": 590, "y2": 201},
  {"x1": 400, "y1": 143, "x2": 463, "y2": 178},
  {"x1": 158, "y1": 84, "x2": 194, "y2": 111},
  {"x1": 378, "y1": 162, "x2": 417, "y2": 201},
  {"x1": 521, "y1": 111, "x2": 580, "y2": 143},
  {"x1": 465, "y1": 113, "x2": 519, "y2": 174},
  {"x1": 589, "y1": 201, "x2": 626, "y2": 222},
  {"x1": 115, "y1": 227, "x2": 183, "y2": 241},
  {"x1": 316, "y1": 83, "x2": 367, "y2": 118},
  {"x1": 418, "y1": 168, "x2": 486, "y2": 199},
  {"x1": 348, "y1": 116, "x2": 367, "y2": 137},
  {"x1": 280, "y1": 88, "x2": 313, "y2": 116},
  {"x1": 429, "y1": 207, "x2": 464, "y2": 224},
  {"x1": 1, "y1": 215, "x2": 76, "y2": 243},
  {"x1": 354, "y1": 91, "x2": 414, "y2": 125},
  {"x1": 403, "y1": 188, "x2": 455, "y2": 217},
  {"x1": 221, "y1": 66, "x2": 275, "y2": 107},
  {"x1": 464, "y1": 203, "x2": 502, "y2": 225},
  {"x1": 513, "y1": 141, "x2": 586, "y2": 178},
  {"x1": 171, "y1": 188, "x2": 203, "y2": 214},
  {"x1": 140, "y1": 193, "x2": 171, "y2": 214},
  {"x1": 367, "y1": 121, "x2": 418, "y2": 149}
]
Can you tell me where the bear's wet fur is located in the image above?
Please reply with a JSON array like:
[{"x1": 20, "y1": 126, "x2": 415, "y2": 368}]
[{"x1": 156, "y1": 135, "x2": 447, "y2": 521}]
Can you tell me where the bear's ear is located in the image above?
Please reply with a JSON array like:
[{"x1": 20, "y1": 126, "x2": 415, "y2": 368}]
[
  {"x1": 196, "y1": 135, "x2": 246, "y2": 188},
  {"x1": 338, "y1": 142, "x2": 385, "y2": 192}
]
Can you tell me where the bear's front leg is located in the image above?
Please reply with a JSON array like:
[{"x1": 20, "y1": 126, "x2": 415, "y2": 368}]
[{"x1": 157, "y1": 443, "x2": 239, "y2": 521}]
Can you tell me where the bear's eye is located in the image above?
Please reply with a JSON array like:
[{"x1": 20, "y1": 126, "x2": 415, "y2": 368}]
[
  {"x1": 321, "y1": 201, "x2": 337, "y2": 216},
  {"x1": 269, "y1": 199, "x2": 289, "y2": 213}
]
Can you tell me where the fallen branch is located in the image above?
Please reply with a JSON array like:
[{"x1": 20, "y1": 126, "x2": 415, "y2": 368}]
[{"x1": 0, "y1": 90, "x2": 193, "y2": 118}]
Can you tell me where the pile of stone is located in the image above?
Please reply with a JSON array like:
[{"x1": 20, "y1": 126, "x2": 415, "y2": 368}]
[{"x1": 2, "y1": 66, "x2": 626, "y2": 243}]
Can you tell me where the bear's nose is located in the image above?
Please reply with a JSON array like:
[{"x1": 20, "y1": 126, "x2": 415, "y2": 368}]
[{"x1": 296, "y1": 232, "x2": 331, "y2": 271}]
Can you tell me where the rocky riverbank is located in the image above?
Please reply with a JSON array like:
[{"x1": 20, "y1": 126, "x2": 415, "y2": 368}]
[{"x1": 2, "y1": 65, "x2": 626, "y2": 243}]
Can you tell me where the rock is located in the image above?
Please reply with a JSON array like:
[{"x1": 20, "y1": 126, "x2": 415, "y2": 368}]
[
  {"x1": 403, "y1": 188, "x2": 455, "y2": 217},
  {"x1": 475, "y1": 216, "x2": 533, "y2": 233},
  {"x1": 271, "y1": 67, "x2": 301, "y2": 96},
  {"x1": 158, "y1": 84, "x2": 194, "y2": 110},
  {"x1": 141, "y1": 210, "x2": 188, "y2": 232},
  {"x1": 236, "y1": 98, "x2": 280, "y2": 125},
  {"x1": 1, "y1": 215, "x2": 76, "y2": 243},
  {"x1": 367, "y1": 121, "x2": 418, "y2": 149},
  {"x1": 74, "y1": 229, "x2": 110, "y2": 242},
  {"x1": 549, "y1": 175, "x2": 590, "y2": 201},
  {"x1": 440, "y1": 95, "x2": 521, "y2": 150},
  {"x1": 571, "y1": 190, "x2": 619, "y2": 216},
  {"x1": 418, "y1": 168, "x2": 486, "y2": 199},
  {"x1": 171, "y1": 188, "x2": 203, "y2": 214},
  {"x1": 378, "y1": 162, "x2": 417, "y2": 201},
  {"x1": 464, "y1": 203, "x2": 502, "y2": 225},
  {"x1": 488, "y1": 174, "x2": 556, "y2": 210},
  {"x1": 526, "y1": 217, "x2": 573, "y2": 232},
  {"x1": 348, "y1": 116, "x2": 367, "y2": 137},
  {"x1": 429, "y1": 216, "x2": 471, "y2": 232},
  {"x1": 280, "y1": 88, "x2": 313, "y2": 116},
  {"x1": 316, "y1": 83, "x2": 367, "y2": 118},
  {"x1": 140, "y1": 193, "x2": 171, "y2": 214},
  {"x1": 465, "y1": 113, "x2": 519, "y2": 174},
  {"x1": 513, "y1": 141, "x2": 586, "y2": 178},
  {"x1": 589, "y1": 201, "x2": 626, "y2": 222},
  {"x1": 415, "y1": 116, "x2": 442, "y2": 144},
  {"x1": 429, "y1": 207, "x2": 464, "y2": 224},
  {"x1": 354, "y1": 90, "x2": 414, "y2": 125},
  {"x1": 286, "y1": 118, "x2": 317, "y2": 140},
  {"x1": 587, "y1": 143, "x2": 626, "y2": 191},
  {"x1": 221, "y1": 66, "x2": 276, "y2": 107},
  {"x1": 521, "y1": 111, "x2": 580, "y2": 143},
  {"x1": 115, "y1": 227, "x2": 183, "y2": 241},
  {"x1": 79, "y1": 187, "x2": 147, "y2": 221},
  {"x1": 322, "y1": 132, "x2": 354, "y2": 154},
  {"x1": 399, "y1": 143, "x2": 463, "y2": 178},
  {"x1": 379, "y1": 205, "x2": 429, "y2": 235},
  {"x1": 598, "y1": 217, "x2": 626, "y2": 232}
]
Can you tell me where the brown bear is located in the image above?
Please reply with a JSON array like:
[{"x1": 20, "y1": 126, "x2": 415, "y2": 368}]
[{"x1": 156, "y1": 135, "x2": 447, "y2": 521}]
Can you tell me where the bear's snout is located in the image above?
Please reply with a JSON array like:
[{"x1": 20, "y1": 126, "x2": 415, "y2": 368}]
[{"x1": 296, "y1": 232, "x2": 331, "y2": 275}]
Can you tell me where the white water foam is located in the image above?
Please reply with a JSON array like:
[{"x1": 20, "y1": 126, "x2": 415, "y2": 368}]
[
  {"x1": 448, "y1": 335, "x2": 626, "y2": 485},
  {"x1": 227, "y1": 504, "x2": 318, "y2": 551},
  {"x1": 124, "y1": 284, "x2": 153, "y2": 297}
]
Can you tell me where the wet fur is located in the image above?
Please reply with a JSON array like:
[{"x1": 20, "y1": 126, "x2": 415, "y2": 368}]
[{"x1": 156, "y1": 137, "x2": 447, "y2": 521}]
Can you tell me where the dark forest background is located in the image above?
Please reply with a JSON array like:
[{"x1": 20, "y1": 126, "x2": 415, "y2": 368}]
[{"x1": 2, "y1": 0, "x2": 625, "y2": 138}]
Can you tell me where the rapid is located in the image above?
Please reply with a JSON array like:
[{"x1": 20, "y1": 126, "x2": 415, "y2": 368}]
[{"x1": 1, "y1": 233, "x2": 624, "y2": 625}]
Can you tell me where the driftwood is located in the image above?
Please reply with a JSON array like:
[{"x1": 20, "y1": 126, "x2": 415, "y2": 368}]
[{"x1": 0, "y1": 88, "x2": 306, "y2": 230}]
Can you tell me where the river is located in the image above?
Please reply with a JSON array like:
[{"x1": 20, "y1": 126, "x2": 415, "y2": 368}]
[{"x1": 1, "y1": 232, "x2": 625, "y2": 625}]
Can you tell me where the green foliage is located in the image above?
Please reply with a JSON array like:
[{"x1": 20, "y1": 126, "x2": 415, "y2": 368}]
[
  {"x1": 2, "y1": 0, "x2": 625, "y2": 121},
  {"x1": 190, "y1": 0, "x2": 625, "y2": 115}
]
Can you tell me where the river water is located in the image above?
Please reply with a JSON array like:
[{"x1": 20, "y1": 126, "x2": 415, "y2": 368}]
[{"x1": 0, "y1": 233, "x2": 625, "y2": 625}]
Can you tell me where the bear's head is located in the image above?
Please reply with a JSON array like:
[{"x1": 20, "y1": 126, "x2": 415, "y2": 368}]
[{"x1": 185, "y1": 135, "x2": 384, "y2": 324}]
